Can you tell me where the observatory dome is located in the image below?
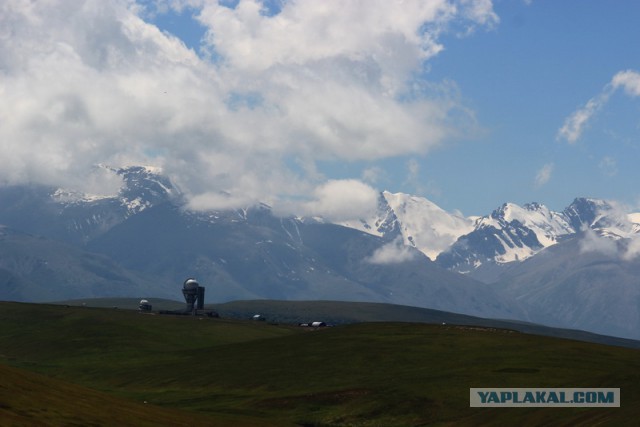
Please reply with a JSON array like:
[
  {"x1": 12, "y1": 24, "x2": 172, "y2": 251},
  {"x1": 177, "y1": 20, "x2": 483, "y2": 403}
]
[{"x1": 183, "y1": 278, "x2": 200, "y2": 290}]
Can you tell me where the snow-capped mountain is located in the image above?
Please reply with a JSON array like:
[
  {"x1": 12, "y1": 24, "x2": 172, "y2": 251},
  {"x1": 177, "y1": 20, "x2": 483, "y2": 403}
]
[
  {"x1": 339, "y1": 191, "x2": 474, "y2": 260},
  {"x1": 563, "y1": 197, "x2": 640, "y2": 239},
  {"x1": 436, "y1": 202, "x2": 571, "y2": 273},
  {"x1": 335, "y1": 192, "x2": 640, "y2": 277},
  {"x1": 5, "y1": 166, "x2": 637, "y2": 277},
  {"x1": 0, "y1": 166, "x2": 177, "y2": 245},
  {"x1": 2, "y1": 167, "x2": 640, "y2": 338},
  {"x1": 331, "y1": 190, "x2": 640, "y2": 278},
  {"x1": 0, "y1": 168, "x2": 518, "y2": 320},
  {"x1": 53, "y1": 165, "x2": 177, "y2": 216},
  {"x1": 436, "y1": 197, "x2": 640, "y2": 275}
]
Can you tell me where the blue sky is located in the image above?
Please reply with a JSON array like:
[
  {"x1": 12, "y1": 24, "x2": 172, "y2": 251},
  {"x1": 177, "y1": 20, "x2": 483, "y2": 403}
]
[
  {"x1": 1, "y1": 1, "x2": 640, "y2": 218},
  {"x1": 421, "y1": 0, "x2": 640, "y2": 214}
]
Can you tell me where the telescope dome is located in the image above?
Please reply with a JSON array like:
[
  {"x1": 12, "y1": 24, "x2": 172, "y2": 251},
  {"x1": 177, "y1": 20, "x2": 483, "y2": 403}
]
[{"x1": 183, "y1": 278, "x2": 200, "y2": 290}]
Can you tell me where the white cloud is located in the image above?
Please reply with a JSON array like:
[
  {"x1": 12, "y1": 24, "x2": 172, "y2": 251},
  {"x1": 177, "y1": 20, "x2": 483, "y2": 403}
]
[
  {"x1": 404, "y1": 158, "x2": 421, "y2": 188},
  {"x1": 361, "y1": 166, "x2": 388, "y2": 186},
  {"x1": 366, "y1": 236, "x2": 418, "y2": 264},
  {"x1": 458, "y1": 0, "x2": 499, "y2": 27},
  {"x1": 187, "y1": 191, "x2": 256, "y2": 211},
  {"x1": 578, "y1": 228, "x2": 618, "y2": 258},
  {"x1": 587, "y1": 200, "x2": 640, "y2": 260},
  {"x1": 533, "y1": 162, "x2": 553, "y2": 188},
  {"x1": 558, "y1": 69, "x2": 640, "y2": 144},
  {"x1": 599, "y1": 156, "x2": 618, "y2": 177},
  {"x1": 580, "y1": 233, "x2": 640, "y2": 262},
  {"x1": 0, "y1": 0, "x2": 499, "y2": 213},
  {"x1": 198, "y1": 0, "x2": 470, "y2": 74},
  {"x1": 622, "y1": 235, "x2": 640, "y2": 261},
  {"x1": 611, "y1": 69, "x2": 640, "y2": 96},
  {"x1": 407, "y1": 158, "x2": 420, "y2": 180},
  {"x1": 402, "y1": 157, "x2": 441, "y2": 197},
  {"x1": 557, "y1": 92, "x2": 610, "y2": 144},
  {"x1": 77, "y1": 166, "x2": 126, "y2": 197},
  {"x1": 295, "y1": 179, "x2": 379, "y2": 222}
]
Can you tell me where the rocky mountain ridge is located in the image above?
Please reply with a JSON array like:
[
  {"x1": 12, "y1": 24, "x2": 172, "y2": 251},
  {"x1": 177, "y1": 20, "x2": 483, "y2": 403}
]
[{"x1": 0, "y1": 166, "x2": 639, "y2": 339}]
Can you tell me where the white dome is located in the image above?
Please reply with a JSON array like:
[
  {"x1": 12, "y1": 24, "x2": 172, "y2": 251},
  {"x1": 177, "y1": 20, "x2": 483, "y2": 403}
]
[{"x1": 183, "y1": 278, "x2": 200, "y2": 290}]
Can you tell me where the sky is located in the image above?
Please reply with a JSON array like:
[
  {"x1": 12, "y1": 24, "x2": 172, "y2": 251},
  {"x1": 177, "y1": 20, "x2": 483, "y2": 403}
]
[{"x1": 1, "y1": 0, "x2": 640, "y2": 219}]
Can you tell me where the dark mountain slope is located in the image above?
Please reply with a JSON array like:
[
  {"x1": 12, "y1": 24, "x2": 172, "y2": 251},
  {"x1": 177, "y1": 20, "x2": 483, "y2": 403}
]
[
  {"x1": 494, "y1": 233, "x2": 640, "y2": 340},
  {"x1": 86, "y1": 204, "x2": 518, "y2": 319},
  {"x1": 0, "y1": 226, "x2": 173, "y2": 302}
]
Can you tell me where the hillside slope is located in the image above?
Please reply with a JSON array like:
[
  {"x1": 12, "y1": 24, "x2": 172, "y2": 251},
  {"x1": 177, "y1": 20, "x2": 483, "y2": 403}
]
[
  {"x1": 0, "y1": 363, "x2": 247, "y2": 427},
  {"x1": 494, "y1": 233, "x2": 640, "y2": 340},
  {"x1": 1, "y1": 302, "x2": 638, "y2": 426},
  {"x1": 0, "y1": 226, "x2": 175, "y2": 302}
]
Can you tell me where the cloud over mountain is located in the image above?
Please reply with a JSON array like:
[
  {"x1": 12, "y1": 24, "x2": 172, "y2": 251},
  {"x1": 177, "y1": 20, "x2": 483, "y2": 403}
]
[{"x1": 0, "y1": 0, "x2": 497, "y2": 213}]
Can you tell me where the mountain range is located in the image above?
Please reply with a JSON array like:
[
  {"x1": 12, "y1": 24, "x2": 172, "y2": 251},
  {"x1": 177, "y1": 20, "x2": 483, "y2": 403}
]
[{"x1": 0, "y1": 166, "x2": 638, "y2": 340}]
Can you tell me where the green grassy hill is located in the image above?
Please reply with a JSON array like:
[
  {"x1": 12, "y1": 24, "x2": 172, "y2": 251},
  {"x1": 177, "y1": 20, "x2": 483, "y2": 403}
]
[
  {"x1": 0, "y1": 363, "x2": 250, "y2": 427},
  {"x1": 57, "y1": 297, "x2": 640, "y2": 348},
  {"x1": 1, "y1": 301, "x2": 638, "y2": 426}
]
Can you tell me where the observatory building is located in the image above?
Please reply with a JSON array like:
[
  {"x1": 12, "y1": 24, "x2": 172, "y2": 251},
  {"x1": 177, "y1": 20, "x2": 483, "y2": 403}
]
[
  {"x1": 182, "y1": 278, "x2": 205, "y2": 314},
  {"x1": 139, "y1": 299, "x2": 152, "y2": 312},
  {"x1": 158, "y1": 278, "x2": 216, "y2": 316}
]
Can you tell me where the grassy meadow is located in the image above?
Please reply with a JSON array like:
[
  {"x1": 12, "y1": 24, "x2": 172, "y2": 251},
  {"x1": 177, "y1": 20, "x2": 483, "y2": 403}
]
[{"x1": 0, "y1": 301, "x2": 638, "y2": 426}]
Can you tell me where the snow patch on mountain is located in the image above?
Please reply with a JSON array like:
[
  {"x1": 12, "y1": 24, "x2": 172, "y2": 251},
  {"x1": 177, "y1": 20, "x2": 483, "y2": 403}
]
[
  {"x1": 438, "y1": 197, "x2": 640, "y2": 273},
  {"x1": 52, "y1": 188, "x2": 114, "y2": 203},
  {"x1": 628, "y1": 213, "x2": 640, "y2": 233},
  {"x1": 480, "y1": 202, "x2": 574, "y2": 248},
  {"x1": 44, "y1": 167, "x2": 640, "y2": 274},
  {"x1": 383, "y1": 192, "x2": 474, "y2": 260},
  {"x1": 53, "y1": 165, "x2": 176, "y2": 214},
  {"x1": 339, "y1": 191, "x2": 474, "y2": 260}
]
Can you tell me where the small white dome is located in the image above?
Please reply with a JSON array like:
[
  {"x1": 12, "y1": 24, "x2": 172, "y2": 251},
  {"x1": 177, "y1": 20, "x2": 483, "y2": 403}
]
[{"x1": 183, "y1": 278, "x2": 200, "y2": 290}]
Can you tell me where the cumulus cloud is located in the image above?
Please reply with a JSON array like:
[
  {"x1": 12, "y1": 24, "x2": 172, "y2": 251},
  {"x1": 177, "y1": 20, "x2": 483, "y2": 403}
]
[
  {"x1": 558, "y1": 69, "x2": 640, "y2": 144},
  {"x1": 533, "y1": 162, "x2": 553, "y2": 188},
  {"x1": 366, "y1": 236, "x2": 418, "y2": 264},
  {"x1": 293, "y1": 179, "x2": 379, "y2": 222},
  {"x1": 0, "y1": 0, "x2": 498, "y2": 213}
]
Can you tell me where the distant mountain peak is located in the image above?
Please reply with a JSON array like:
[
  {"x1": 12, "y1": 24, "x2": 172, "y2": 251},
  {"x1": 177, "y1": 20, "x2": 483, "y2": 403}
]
[
  {"x1": 115, "y1": 166, "x2": 177, "y2": 212},
  {"x1": 50, "y1": 165, "x2": 177, "y2": 206},
  {"x1": 5, "y1": 165, "x2": 640, "y2": 277},
  {"x1": 523, "y1": 201, "x2": 544, "y2": 210},
  {"x1": 437, "y1": 196, "x2": 640, "y2": 274},
  {"x1": 338, "y1": 191, "x2": 473, "y2": 260},
  {"x1": 2, "y1": 168, "x2": 640, "y2": 339},
  {"x1": 563, "y1": 197, "x2": 613, "y2": 231}
]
